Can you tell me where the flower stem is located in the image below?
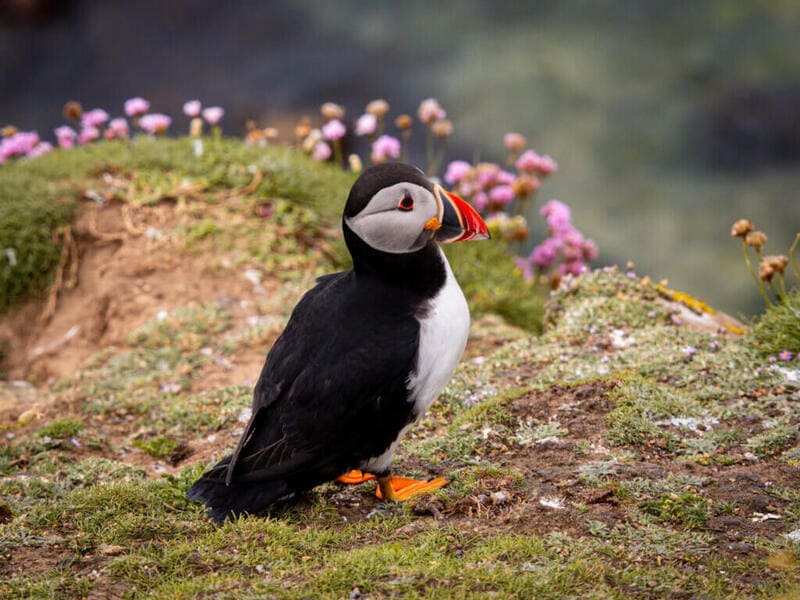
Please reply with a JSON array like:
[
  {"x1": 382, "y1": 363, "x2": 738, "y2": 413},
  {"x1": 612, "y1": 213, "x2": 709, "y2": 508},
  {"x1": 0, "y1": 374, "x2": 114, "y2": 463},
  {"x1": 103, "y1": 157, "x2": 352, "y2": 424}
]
[
  {"x1": 743, "y1": 241, "x2": 773, "y2": 306},
  {"x1": 778, "y1": 272, "x2": 788, "y2": 303},
  {"x1": 789, "y1": 233, "x2": 800, "y2": 281}
]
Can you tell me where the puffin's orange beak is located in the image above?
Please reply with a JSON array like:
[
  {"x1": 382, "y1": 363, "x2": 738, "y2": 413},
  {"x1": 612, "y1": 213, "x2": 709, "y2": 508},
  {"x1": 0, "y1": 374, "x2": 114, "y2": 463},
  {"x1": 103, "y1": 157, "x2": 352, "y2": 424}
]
[{"x1": 433, "y1": 185, "x2": 490, "y2": 243}]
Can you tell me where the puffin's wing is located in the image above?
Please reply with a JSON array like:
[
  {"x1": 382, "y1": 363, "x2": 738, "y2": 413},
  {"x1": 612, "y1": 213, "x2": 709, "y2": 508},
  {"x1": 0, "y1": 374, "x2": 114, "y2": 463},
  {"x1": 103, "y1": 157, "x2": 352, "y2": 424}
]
[{"x1": 210, "y1": 272, "x2": 419, "y2": 486}]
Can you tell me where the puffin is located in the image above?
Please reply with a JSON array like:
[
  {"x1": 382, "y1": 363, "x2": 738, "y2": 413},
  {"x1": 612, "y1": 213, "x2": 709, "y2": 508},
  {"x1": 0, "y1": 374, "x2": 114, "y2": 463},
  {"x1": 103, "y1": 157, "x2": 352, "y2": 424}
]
[{"x1": 188, "y1": 162, "x2": 490, "y2": 522}]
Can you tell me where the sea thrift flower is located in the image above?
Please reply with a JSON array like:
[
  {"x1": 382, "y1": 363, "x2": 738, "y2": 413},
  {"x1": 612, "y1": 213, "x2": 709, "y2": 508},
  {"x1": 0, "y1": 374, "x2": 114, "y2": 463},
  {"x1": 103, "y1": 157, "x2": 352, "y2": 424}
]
[
  {"x1": 63, "y1": 101, "x2": 83, "y2": 122},
  {"x1": 560, "y1": 261, "x2": 586, "y2": 276},
  {"x1": 54, "y1": 125, "x2": 77, "y2": 148},
  {"x1": 504, "y1": 132, "x2": 527, "y2": 154},
  {"x1": 779, "y1": 350, "x2": 794, "y2": 361},
  {"x1": 202, "y1": 106, "x2": 224, "y2": 125},
  {"x1": 365, "y1": 99, "x2": 390, "y2": 117},
  {"x1": 370, "y1": 134, "x2": 401, "y2": 163},
  {"x1": 473, "y1": 192, "x2": 488, "y2": 212},
  {"x1": 105, "y1": 118, "x2": 129, "y2": 139},
  {"x1": 515, "y1": 149, "x2": 542, "y2": 172},
  {"x1": 530, "y1": 238, "x2": 561, "y2": 268},
  {"x1": 81, "y1": 108, "x2": 109, "y2": 128},
  {"x1": 139, "y1": 113, "x2": 171, "y2": 134},
  {"x1": 768, "y1": 355, "x2": 777, "y2": 363},
  {"x1": 124, "y1": 97, "x2": 150, "y2": 117},
  {"x1": 27, "y1": 141, "x2": 53, "y2": 158},
  {"x1": 322, "y1": 119, "x2": 346, "y2": 141},
  {"x1": 709, "y1": 340, "x2": 719, "y2": 350},
  {"x1": 355, "y1": 113, "x2": 377, "y2": 136},
  {"x1": 78, "y1": 126, "x2": 99, "y2": 145},
  {"x1": 320, "y1": 102, "x2": 345, "y2": 120},
  {"x1": 444, "y1": 160, "x2": 472, "y2": 185},
  {"x1": 311, "y1": 141, "x2": 331, "y2": 161},
  {"x1": 745, "y1": 231, "x2": 767, "y2": 250},
  {"x1": 683, "y1": 346, "x2": 697, "y2": 357},
  {"x1": 418, "y1": 98, "x2": 446, "y2": 124},
  {"x1": 582, "y1": 239, "x2": 599, "y2": 261},
  {"x1": 731, "y1": 219, "x2": 753, "y2": 238},
  {"x1": 183, "y1": 100, "x2": 202, "y2": 118},
  {"x1": 1, "y1": 131, "x2": 39, "y2": 160},
  {"x1": 489, "y1": 185, "x2": 515, "y2": 206},
  {"x1": 540, "y1": 199, "x2": 572, "y2": 231},
  {"x1": 431, "y1": 119, "x2": 453, "y2": 138},
  {"x1": 538, "y1": 155, "x2": 558, "y2": 175},
  {"x1": 764, "y1": 254, "x2": 788, "y2": 274},
  {"x1": 394, "y1": 114, "x2": 413, "y2": 130},
  {"x1": 512, "y1": 174, "x2": 541, "y2": 197}
]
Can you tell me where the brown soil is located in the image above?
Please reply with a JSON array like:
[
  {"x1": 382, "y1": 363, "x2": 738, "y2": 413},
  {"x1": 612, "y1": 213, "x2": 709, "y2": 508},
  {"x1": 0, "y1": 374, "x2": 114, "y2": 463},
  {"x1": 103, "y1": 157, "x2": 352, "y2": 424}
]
[{"x1": 0, "y1": 200, "x2": 276, "y2": 385}]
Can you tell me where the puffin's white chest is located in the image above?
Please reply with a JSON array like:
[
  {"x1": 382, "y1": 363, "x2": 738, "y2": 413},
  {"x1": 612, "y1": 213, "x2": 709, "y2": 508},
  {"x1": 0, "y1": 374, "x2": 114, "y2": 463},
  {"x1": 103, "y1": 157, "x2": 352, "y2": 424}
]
[{"x1": 407, "y1": 248, "x2": 470, "y2": 417}]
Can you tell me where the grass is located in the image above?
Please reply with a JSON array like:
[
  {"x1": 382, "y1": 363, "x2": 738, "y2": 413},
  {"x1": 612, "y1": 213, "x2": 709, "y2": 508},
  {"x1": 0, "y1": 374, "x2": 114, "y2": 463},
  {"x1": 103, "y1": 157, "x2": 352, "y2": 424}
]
[{"x1": 751, "y1": 287, "x2": 800, "y2": 355}]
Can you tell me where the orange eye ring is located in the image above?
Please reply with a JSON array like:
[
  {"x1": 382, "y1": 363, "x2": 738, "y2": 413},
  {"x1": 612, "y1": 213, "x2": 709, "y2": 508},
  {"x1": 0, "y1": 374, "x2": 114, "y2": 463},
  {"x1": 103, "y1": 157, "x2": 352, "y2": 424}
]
[{"x1": 398, "y1": 193, "x2": 414, "y2": 211}]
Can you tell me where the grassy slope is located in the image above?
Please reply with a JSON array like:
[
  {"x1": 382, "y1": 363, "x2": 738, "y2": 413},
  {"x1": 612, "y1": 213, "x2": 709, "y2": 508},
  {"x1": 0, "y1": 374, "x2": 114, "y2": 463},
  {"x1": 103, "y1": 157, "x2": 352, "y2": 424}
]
[{"x1": 1, "y1": 141, "x2": 799, "y2": 598}]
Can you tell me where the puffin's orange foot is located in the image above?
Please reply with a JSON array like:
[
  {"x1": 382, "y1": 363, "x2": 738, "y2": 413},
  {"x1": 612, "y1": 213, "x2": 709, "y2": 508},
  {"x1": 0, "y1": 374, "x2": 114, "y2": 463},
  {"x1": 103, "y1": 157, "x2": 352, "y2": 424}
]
[
  {"x1": 375, "y1": 475, "x2": 448, "y2": 501},
  {"x1": 336, "y1": 470, "x2": 376, "y2": 484}
]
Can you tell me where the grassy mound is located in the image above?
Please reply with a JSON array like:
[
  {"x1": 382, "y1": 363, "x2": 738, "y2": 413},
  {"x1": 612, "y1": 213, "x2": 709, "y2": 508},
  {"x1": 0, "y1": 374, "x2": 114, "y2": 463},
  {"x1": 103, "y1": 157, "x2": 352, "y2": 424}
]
[
  {"x1": 751, "y1": 288, "x2": 800, "y2": 356},
  {"x1": 0, "y1": 138, "x2": 543, "y2": 330}
]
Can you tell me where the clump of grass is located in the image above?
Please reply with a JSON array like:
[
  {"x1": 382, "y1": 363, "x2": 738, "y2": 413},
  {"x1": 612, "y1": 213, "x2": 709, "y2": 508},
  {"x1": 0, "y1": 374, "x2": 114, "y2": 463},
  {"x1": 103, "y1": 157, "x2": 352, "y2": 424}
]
[
  {"x1": 746, "y1": 423, "x2": 797, "y2": 458},
  {"x1": 36, "y1": 418, "x2": 84, "y2": 440},
  {"x1": 132, "y1": 436, "x2": 177, "y2": 459},
  {"x1": 126, "y1": 303, "x2": 230, "y2": 352},
  {"x1": 639, "y1": 491, "x2": 711, "y2": 529},
  {"x1": 751, "y1": 288, "x2": 800, "y2": 355}
]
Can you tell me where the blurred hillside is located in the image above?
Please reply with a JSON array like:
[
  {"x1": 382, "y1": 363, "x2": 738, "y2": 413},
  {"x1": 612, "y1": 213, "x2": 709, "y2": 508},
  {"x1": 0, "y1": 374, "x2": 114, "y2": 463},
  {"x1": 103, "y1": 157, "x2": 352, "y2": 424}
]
[{"x1": 2, "y1": 0, "x2": 800, "y2": 315}]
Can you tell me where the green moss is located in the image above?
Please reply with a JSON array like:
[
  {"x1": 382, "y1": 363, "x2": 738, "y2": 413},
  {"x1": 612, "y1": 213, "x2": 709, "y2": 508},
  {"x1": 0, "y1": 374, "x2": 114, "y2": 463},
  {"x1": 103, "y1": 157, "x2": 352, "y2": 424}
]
[
  {"x1": 132, "y1": 436, "x2": 177, "y2": 459},
  {"x1": 35, "y1": 418, "x2": 84, "y2": 440}
]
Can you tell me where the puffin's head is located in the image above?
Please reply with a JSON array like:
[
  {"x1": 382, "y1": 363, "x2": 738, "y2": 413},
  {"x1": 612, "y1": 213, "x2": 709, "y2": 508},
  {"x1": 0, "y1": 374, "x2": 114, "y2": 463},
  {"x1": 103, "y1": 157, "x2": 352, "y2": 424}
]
[{"x1": 343, "y1": 163, "x2": 489, "y2": 255}]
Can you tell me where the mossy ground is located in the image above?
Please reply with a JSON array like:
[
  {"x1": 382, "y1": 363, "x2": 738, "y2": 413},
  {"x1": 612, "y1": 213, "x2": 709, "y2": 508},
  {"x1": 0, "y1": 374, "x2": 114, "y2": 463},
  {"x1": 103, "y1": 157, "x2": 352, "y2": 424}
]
[{"x1": 1, "y1": 142, "x2": 799, "y2": 598}]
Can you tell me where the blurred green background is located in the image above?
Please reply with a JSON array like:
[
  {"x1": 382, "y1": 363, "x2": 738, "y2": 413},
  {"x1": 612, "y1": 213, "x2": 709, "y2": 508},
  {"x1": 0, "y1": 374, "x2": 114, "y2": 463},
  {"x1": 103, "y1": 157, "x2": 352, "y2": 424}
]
[{"x1": 2, "y1": 0, "x2": 799, "y2": 316}]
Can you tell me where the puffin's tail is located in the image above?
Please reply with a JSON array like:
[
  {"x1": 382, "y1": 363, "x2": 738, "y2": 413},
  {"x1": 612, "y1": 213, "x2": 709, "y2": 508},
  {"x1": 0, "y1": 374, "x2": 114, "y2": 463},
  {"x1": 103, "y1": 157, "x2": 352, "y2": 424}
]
[{"x1": 187, "y1": 456, "x2": 291, "y2": 523}]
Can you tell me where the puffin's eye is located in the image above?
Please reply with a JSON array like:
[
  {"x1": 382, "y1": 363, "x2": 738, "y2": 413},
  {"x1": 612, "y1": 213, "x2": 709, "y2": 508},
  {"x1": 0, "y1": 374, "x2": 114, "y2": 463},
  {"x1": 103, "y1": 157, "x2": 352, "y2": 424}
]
[{"x1": 398, "y1": 193, "x2": 414, "y2": 211}]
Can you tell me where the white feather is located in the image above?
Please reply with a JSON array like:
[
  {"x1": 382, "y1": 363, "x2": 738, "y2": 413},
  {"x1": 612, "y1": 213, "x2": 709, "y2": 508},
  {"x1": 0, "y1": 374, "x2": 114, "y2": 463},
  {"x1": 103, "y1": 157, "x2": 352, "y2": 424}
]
[{"x1": 360, "y1": 247, "x2": 469, "y2": 474}]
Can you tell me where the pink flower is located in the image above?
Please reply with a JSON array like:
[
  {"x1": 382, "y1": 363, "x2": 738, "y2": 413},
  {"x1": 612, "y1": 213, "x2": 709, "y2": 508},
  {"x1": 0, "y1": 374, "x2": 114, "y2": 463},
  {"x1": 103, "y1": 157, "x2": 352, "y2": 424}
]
[
  {"x1": 81, "y1": 108, "x2": 109, "y2": 128},
  {"x1": 477, "y1": 168, "x2": 499, "y2": 190},
  {"x1": 444, "y1": 160, "x2": 472, "y2": 185},
  {"x1": 473, "y1": 192, "x2": 488, "y2": 212},
  {"x1": 78, "y1": 126, "x2": 100, "y2": 145},
  {"x1": 371, "y1": 134, "x2": 401, "y2": 163},
  {"x1": 503, "y1": 132, "x2": 527, "y2": 153},
  {"x1": 183, "y1": 100, "x2": 202, "y2": 118},
  {"x1": 530, "y1": 238, "x2": 561, "y2": 268},
  {"x1": 559, "y1": 261, "x2": 586, "y2": 276},
  {"x1": 515, "y1": 150, "x2": 541, "y2": 173},
  {"x1": 540, "y1": 199, "x2": 572, "y2": 232},
  {"x1": 582, "y1": 239, "x2": 599, "y2": 261},
  {"x1": 779, "y1": 350, "x2": 794, "y2": 361},
  {"x1": 105, "y1": 118, "x2": 129, "y2": 139},
  {"x1": 139, "y1": 113, "x2": 172, "y2": 134},
  {"x1": 418, "y1": 98, "x2": 446, "y2": 124},
  {"x1": 538, "y1": 155, "x2": 558, "y2": 175},
  {"x1": 355, "y1": 113, "x2": 377, "y2": 136},
  {"x1": 3, "y1": 132, "x2": 40, "y2": 157},
  {"x1": 202, "y1": 106, "x2": 224, "y2": 125},
  {"x1": 489, "y1": 185, "x2": 515, "y2": 205},
  {"x1": 27, "y1": 141, "x2": 53, "y2": 158},
  {"x1": 515, "y1": 257, "x2": 534, "y2": 281},
  {"x1": 312, "y1": 141, "x2": 331, "y2": 161},
  {"x1": 124, "y1": 97, "x2": 150, "y2": 117},
  {"x1": 54, "y1": 126, "x2": 77, "y2": 149},
  {"x1": 322, "y1": 119, "x2": 346, "y2": 141},
  {"x1": 497, "y1": 170, "x2": 516, "y2": 185}
]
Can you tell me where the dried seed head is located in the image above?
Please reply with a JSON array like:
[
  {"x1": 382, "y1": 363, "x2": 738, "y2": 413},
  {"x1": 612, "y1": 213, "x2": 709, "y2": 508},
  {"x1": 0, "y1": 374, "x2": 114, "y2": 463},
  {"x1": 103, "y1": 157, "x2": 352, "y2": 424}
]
[
  {"x1": 294, "y1": 117, "x2": 312, "y2": 139},
  {"x1": 302, "y1": 129, "x2": 322, "y2": 152},
  {"x1": 394, "y1": 114, "x2": 413, "y2": 130},
  {"x1": 431, "y1": 119, "x2": 453, "y2": 138},
  {"x1": 512, "y1": 175, "x2": 541, "y2": 197},
  {"x1": 189, "y1": 117, "x2": 203, "y2": 138},
  {"x1": 320, "y1": 102, "x2": 345, "y2": 120},
  {"x1": 365, "y1": 99, "x2": 390, "y2": 118},
  {"x1": 764, "y1": 254, "x2": 789, "y2": 274},
  {"x1": 745, "y1": 231, "x2": 767, "y2": 250},
  {"x1": 503, "y1": 132, "x2": 527, "y2": 154},
  {"x1": 63, "y1": 101, "x2": 83, "y2": 122},
  {"x1": 759, "y1": 260, "x2": 775, "y2": 282},
  {"x1": 731, "y1": 219, "x2": 753, "y2": 238},
  {"x1": 262, "y1": 127, "x2": 278, "y2": 139},
  {"x1": 2, "y1": 125, "x2": 17, "y2": 137},
  {"x1": 245, "y1": 120, "x2": 257, "y2": 132}
]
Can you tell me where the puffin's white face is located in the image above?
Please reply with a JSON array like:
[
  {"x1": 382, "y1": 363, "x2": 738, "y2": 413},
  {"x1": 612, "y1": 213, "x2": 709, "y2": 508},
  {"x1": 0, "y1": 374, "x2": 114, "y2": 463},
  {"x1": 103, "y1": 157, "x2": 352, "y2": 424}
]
[{"x1": 344, "y1": 182, "x2": 442, "y2": 254}]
